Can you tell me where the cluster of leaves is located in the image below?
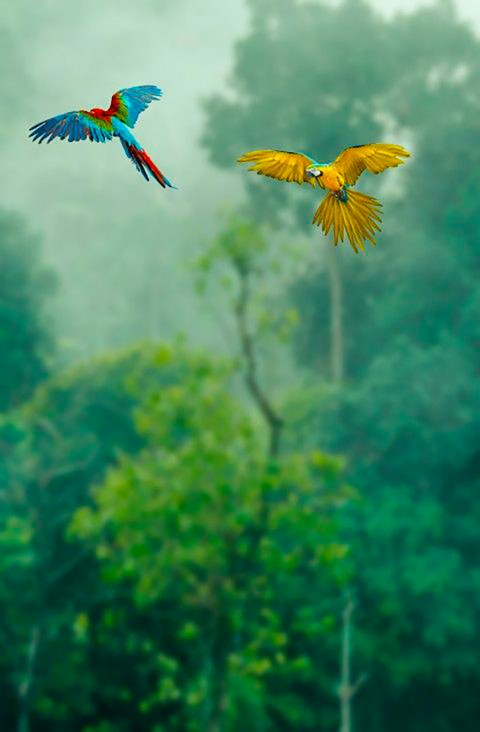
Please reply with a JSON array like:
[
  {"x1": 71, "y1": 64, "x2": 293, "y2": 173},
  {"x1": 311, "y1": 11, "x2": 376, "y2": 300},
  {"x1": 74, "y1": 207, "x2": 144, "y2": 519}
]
[
  {"x1": 71, "y1": 357, "x2": 351, "y2": 730},
  {"x1": 0, "y1": 343, "x2": 163, "y2": 730}
]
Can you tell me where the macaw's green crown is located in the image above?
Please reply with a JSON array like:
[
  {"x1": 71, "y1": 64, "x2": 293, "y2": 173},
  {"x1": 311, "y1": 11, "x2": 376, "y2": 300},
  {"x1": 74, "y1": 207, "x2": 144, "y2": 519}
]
[{"x1": 306, "y1": 162, "x2": 329, "y2": 178}]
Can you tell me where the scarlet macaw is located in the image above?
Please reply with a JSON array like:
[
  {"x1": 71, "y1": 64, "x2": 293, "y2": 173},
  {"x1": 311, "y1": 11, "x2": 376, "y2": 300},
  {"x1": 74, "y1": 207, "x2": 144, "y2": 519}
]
[
  {"x1": 29, "y1": 85, "x2": 174, "y2": 188},
  {"x1": 238, "y1": 144, "x2": 410, "y2": 252}
]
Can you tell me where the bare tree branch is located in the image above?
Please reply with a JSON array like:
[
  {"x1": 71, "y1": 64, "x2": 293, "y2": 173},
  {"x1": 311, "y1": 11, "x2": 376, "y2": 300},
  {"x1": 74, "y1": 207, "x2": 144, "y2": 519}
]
[{"x1": 233, "y1": 263, "x2": 284, "y2": 459}]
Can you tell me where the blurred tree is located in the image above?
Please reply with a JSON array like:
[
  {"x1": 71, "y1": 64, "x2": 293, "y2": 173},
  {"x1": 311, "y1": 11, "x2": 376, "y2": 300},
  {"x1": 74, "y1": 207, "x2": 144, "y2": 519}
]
[
  {"x1": 0, "y1": 336, "x2": 350, "y2": 732},
  {"x1": 0, "y1": 344, "x2": 189, "y2": 731},
  {"x1": 63, "y1": 220, "x2": 351, "y2": 731},
  {"x1": 195, "y1": 215, "x2": 295, "y2": 458},
  {"x1": 0, "y1": 210, "x2": 56, "y2": 410},
  {"x1": 72, "y1": 353, "x2": 351, "y2": 731},
  {"x1": 203, "y1": 1, "x2": 480, "y2": 730}
]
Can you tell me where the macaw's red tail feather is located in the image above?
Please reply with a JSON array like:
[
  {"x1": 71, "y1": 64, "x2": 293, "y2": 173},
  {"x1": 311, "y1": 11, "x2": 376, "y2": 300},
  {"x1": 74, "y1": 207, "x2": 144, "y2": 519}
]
[
  {"x1": 121, "y1": 139, "x2": 175, "y2": 188},
  {"x1": 134, "y1": 147, "x2": 174, "y2": 188},
  {"x1": 313, "y1": 189, "x2": 382, "y2": 253}
]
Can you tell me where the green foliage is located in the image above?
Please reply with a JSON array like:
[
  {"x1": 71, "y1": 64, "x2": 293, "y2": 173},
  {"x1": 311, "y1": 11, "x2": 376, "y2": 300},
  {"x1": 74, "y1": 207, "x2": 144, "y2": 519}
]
[
  {"x1": 72, "y1": 355, "x2": 351, "y2": 730},
  {"x1": 0, "y1": 337, "x2": 350, "y2": 730},
  {"x1": 0, "y1": 343, "x2": 213, "y2": 729}
]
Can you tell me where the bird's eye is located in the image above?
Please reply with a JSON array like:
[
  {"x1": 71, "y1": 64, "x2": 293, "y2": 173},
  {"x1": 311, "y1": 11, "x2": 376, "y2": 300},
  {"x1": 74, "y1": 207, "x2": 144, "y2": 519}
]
[{"x1": 318, "y1": 170, "x2": 323, "y2": 176}]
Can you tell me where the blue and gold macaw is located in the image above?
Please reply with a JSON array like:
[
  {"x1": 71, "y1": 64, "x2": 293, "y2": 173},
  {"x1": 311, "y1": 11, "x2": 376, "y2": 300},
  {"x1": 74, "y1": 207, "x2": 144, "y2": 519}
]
[{"x1": 238, "y1": 143, "x2": 410, "y2": 252}]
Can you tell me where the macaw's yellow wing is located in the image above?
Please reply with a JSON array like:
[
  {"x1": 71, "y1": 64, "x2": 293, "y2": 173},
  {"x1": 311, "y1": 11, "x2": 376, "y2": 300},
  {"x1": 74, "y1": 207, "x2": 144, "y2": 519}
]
[
  {"x1": 333, "y1": 143, "x2": 411, "y2": 186},
  {"x1": 237, "y1": 149, "x2": 316, "y2": 186},
  {"x1": 313, "y1": 190, "x2": 383, "y2": 254}
]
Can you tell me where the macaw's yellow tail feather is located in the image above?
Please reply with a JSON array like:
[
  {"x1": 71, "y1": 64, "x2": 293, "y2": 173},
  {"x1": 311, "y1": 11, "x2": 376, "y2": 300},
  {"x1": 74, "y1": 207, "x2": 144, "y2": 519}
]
[{"x1": 313, "y1": 189, "x2": 383, "y2": 253}]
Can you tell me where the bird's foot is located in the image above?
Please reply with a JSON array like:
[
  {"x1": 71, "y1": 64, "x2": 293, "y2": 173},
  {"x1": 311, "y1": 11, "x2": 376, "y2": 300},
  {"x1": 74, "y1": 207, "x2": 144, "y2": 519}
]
[{"x1": 335, "y1": 187, "x2": 349, "y2": 203}]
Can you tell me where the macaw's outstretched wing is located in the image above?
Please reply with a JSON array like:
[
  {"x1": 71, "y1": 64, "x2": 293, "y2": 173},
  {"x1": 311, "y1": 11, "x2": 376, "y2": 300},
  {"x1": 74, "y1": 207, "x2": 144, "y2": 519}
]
[
  {"x1": 333, "y1": 143, "x2": 411, "y2": 186},
  {"x1": 29, "y1": 110, "x2": 114, "y2": 143},
  {"x1": 238, "y1": 149, "x2": 317, "y2": 186},
  {"x1": 107, "y1": 85, "x2": 162, "y2": 128}
]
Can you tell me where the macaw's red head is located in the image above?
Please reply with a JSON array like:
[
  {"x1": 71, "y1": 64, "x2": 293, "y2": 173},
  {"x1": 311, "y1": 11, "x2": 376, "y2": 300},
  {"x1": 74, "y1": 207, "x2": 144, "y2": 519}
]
[{"x1": 89, "y1": 107, "x2": 108, "y2": 118}]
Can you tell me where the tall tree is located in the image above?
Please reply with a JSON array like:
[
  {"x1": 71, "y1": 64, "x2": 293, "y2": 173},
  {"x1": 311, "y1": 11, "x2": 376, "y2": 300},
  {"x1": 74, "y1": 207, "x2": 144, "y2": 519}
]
[
  {"x1": 0, "y1": 211, "x2": 56, "y2": 410},
  {"x1": 72, "y1": 349, "x2": 351, "y2": 731},
  {"x1": 0, "y1": 345, "x2": 181, "y2": 731}
]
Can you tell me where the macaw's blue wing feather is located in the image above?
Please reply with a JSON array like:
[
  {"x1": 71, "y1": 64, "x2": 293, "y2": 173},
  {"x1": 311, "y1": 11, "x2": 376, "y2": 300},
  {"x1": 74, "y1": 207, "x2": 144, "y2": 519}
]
[
  {"x1": 108, "y1": 85, "x2": 162, "y2": 128},
  {"x1": 29, "y1": 111, "x2": 114, "y2": 144}
]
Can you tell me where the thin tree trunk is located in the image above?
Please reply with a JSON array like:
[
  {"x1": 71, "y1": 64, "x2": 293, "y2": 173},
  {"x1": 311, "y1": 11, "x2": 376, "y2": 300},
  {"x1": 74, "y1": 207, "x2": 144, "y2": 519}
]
[
  {"x1": 338, "y1": 595, "x2": 366, "y2": 732},
  {"x1": 326, "y1": 246, "x2": 344, "y2": 382},
  {"x1": 18, "y1": 625, "x2": 41, "y2": 732}
]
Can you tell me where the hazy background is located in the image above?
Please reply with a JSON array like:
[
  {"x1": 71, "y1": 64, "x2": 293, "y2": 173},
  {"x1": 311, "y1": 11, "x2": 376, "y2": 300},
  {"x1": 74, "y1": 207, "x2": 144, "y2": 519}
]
[
  {"x1": 2, "y1": 0, "x2": 248, "y2": 356},
  {"x1": 1, "y1": 0, "x2": 480, "y2": 730},
  {"x1": 1, "y1": 0, "x2": 478, "y2": 357}
]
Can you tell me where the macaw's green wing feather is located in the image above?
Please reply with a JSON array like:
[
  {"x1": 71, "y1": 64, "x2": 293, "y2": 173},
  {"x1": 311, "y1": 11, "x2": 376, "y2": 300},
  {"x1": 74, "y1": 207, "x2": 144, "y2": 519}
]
[
  {"x1": 238, "y1": 149, "x2": 317, "y2": 186},
  {"x1": 108, "y1": 85, "x2": 163, "y2": 128},
  {"x1": 333, "y1": 143, "x2": 411, "y2": 186},
  {"x1": 29, "y1": 111, "x2": 114, "y2": 143}
]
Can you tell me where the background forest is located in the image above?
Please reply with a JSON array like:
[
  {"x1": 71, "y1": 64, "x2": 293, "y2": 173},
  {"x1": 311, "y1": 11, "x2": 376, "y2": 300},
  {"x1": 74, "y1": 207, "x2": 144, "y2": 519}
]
[{"x1": 1, "y1": 0, "x2": 479, "y2": 730}]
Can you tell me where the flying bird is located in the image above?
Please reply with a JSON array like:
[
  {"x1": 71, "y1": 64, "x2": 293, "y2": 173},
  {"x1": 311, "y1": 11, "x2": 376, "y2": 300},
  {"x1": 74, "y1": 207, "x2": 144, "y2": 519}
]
[
  {"x1": 238, "y1": 144, "x2": 410, "y2": 252},
  {"x1": 29, "y1": 85, "x2": 174, "y2": 188}
]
